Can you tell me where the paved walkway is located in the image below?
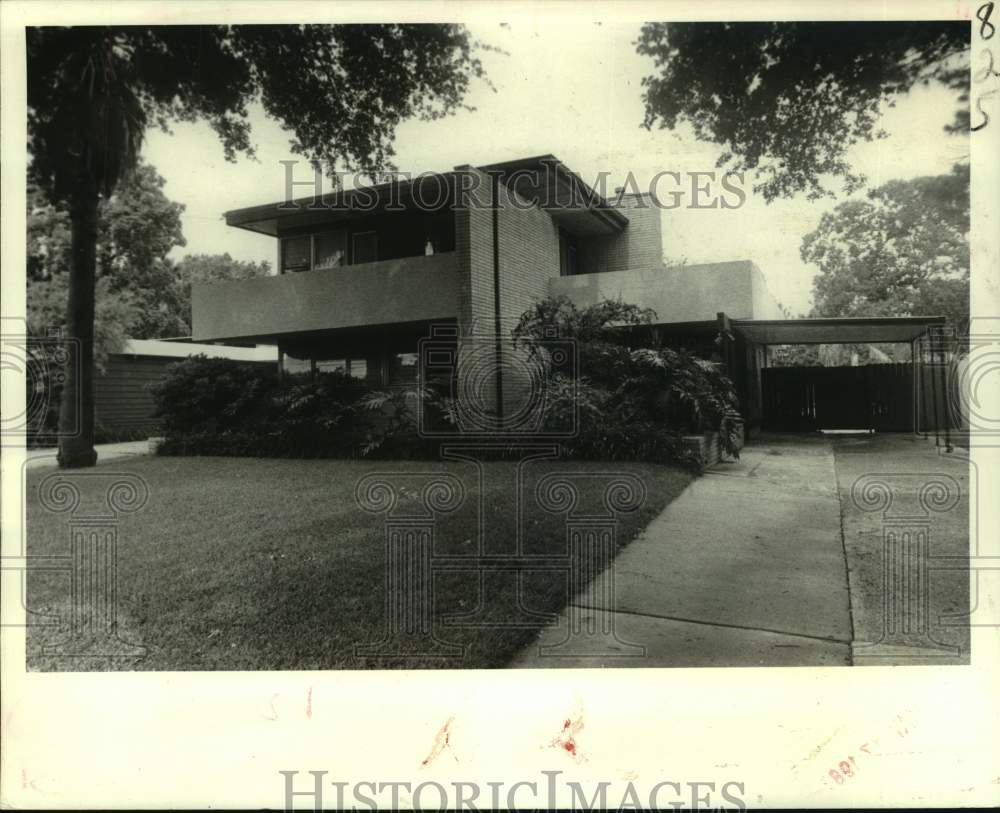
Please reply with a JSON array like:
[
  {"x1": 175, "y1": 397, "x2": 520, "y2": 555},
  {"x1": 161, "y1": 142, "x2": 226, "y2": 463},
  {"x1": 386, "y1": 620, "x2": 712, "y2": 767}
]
[
  {"x1": 513, "y1": 435, "x2": 853, "y2": 667},
  {"x1": 24, "y1": 440, "x2": 154, "y2": 470}
]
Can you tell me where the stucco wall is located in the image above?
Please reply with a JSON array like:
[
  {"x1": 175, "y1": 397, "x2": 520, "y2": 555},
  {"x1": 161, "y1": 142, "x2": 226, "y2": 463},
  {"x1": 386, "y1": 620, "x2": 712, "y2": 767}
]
[
  {"x1": 192, "y1": 252, "x2": 459, "y2": 342},
  {"x1": 550, "y1": 260, "x2": 781, "y2": 324}
]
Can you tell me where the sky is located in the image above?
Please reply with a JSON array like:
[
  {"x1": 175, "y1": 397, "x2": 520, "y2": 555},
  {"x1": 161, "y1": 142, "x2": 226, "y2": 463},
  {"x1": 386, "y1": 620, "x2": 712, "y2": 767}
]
[{"x1": 142, "y1": 20, "x2": 969, "y2": 317}]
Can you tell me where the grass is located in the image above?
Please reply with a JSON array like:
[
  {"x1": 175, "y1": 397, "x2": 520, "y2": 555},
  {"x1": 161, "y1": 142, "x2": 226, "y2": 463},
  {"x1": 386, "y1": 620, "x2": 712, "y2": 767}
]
[{"x1": 25, "y1": 455, "x2": 692, "y2": 670}]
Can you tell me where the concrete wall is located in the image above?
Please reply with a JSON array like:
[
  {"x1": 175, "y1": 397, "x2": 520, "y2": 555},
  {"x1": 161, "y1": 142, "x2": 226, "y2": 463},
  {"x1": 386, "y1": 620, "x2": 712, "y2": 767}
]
[
  {"x1": 192, "y1": 252, "x2": 459, "y2": 342},
  {"x1": 749, "y1": 263, "x2": 785, "y2": 320},
  {"x1": 550, "y1": 260, "x2": 780, "y2": 324}
]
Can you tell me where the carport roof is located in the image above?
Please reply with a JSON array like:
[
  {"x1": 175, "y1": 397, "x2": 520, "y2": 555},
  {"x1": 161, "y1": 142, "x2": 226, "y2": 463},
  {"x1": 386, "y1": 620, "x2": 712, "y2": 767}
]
[{"x1": 731, "y1": 316, "x2": 947, "y2": 345}]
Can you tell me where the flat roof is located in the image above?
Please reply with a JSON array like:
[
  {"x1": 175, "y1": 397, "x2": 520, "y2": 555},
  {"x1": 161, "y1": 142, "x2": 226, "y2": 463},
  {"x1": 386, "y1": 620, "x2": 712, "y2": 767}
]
[
  {"x1": 223, "y1": 155, "x2": 627, "y2": 237},
  {"x1": 731, "y1": 316, "x2": 947, "y2": 345},
  {"x1": 120, "y1": 339, "x2": 279, "y2": 362}
]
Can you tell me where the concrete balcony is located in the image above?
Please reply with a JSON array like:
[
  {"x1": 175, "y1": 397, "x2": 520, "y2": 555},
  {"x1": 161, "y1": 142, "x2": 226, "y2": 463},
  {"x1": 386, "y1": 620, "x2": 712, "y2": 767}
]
[
  {"x1": 192, "y1": 252, "x2": 459, "y2": 342},
  {"x1": 549, "y1": 260, "x2": 784, "y2": 324}
]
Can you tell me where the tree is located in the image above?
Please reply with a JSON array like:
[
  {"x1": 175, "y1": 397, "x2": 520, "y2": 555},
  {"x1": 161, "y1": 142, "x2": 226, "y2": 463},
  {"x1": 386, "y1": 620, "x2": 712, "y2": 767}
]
[
  {"x1": 27, "y1": 25, "x2": 486, "y2": 467},
  {"x1": 803, "y1": 164, "x2": 969, "y2": 322},
  {"x1": 638, "y1": 22, "x2": 969, "y2": 201},
  {"x1": 28, "y1": 162, "x2": 188, "y2": 345},
  {"x1": 786, "y1": 164, "x2": 970, "y2": 366},
  {"x1": 172, "y1": 254, "x2": 272, "y2": 334}
]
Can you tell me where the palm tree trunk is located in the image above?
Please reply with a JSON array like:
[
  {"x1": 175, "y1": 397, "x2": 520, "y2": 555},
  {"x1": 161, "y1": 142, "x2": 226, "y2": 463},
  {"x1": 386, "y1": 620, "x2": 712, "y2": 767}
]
[{"x1": 57, "y1": 174, "x2": 99, "y2": 468}]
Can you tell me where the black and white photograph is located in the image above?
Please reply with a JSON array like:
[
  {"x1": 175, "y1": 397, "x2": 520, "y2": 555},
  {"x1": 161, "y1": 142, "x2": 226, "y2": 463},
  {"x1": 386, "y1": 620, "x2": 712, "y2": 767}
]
[{"x1": 2, "y1": 0, "x2": 998, "y2": 809}]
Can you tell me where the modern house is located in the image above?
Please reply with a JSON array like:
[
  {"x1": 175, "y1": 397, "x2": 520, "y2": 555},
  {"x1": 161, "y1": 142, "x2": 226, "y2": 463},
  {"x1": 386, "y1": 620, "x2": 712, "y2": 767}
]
[{"x1": 192, "y1": 155, "x2": 950, "y2": 435}]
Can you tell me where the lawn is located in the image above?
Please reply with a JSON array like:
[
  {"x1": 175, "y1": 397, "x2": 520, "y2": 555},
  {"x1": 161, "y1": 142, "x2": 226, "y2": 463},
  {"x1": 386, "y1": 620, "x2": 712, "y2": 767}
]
[{"x1": 25, "y1": 455, "x2": 692, "y2": 670}]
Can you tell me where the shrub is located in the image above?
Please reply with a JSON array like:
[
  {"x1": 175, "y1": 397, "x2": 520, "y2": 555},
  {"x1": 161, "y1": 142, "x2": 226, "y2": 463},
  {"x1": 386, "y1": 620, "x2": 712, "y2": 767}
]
[
  {"x1": 151, "y1": 355, "x2": 279, "y2": 435},
  {"x1": 513, "y1": 296, "x2": 742, "y2": 461},
  {"x1": 151, "y1": 356, "x2": 437, "y2": 460}
]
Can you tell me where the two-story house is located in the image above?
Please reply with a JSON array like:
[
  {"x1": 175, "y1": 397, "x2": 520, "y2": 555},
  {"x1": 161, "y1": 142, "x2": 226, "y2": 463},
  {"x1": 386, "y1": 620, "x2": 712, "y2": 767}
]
[{"x1": 192, "y1": 155, "x2": 944, "y2": 434}]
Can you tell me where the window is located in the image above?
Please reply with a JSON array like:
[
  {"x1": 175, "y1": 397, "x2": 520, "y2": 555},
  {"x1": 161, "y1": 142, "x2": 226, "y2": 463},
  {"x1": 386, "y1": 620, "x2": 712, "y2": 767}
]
[
  {"x1": 316, "y1": 358, "x2": 368, "y2": 381},
  {"x1": 352, "y1": 231, "x2": 378, "y2": 265},
  {"x1": 559, "y1": 230, "x2": 579, "y2": 276},
  {"x1": 316, "y1": 359, "x2": 348, "y2": 374},
  {"x1": 281, "y1": 236, "x2": 312, "y2": 272},
  {"x1": 314, "y1": 230, "x2": 346, "y2": 270},
  {"x1": 281, "y1": 354, "x2": 312, "y2": 375},
  {"x1": 348, "y1": 359, "x2": 368, "y2": 380}
]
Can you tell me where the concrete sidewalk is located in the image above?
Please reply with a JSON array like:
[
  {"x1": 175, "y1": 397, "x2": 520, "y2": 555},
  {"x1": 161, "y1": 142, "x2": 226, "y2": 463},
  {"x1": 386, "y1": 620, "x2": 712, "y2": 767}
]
[
  {"x1": 831, "y1": 433, "x2": 970, "y2": 665},
  {"x1": 513, "y1": 436, "x2": 853, "y2": 668},
  {"x1": 23, "y1": 440, "x2": 154, "y2": 470}
]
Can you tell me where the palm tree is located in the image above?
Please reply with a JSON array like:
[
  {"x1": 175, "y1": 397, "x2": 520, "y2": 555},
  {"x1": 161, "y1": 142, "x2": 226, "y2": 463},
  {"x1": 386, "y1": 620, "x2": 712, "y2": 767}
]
[
  {"x1": 30, "y1": 29, "x2": 144, "y2": 466},
  {"x1": 28, "y1": 25, "x2": 485, "y2": 467}
]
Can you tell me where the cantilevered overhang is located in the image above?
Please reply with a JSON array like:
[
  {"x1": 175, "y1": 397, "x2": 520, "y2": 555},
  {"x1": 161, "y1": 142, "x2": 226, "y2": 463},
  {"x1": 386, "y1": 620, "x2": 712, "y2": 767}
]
[
  {"x1": 732, "y1": 316, "x2": 947, "y2": 345},
  {"x1": 224, "y1": 155, "x2": 630, "y2": 237},
  {"x1": 224, "y1": 172, "x2": 457, "y2": 236},
  {"x1": 478, "y1": 154, "x2": 629, "y2": 236}
]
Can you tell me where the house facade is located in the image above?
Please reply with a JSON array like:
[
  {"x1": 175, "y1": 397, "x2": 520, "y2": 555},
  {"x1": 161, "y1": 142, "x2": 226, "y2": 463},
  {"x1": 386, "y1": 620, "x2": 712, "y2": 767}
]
[
  {"x1": 192, "y1": 155, "x2": 788, "y2": 427},
  {"x1": 192, "y1": 154, "x2": 949, "y2": 434}
]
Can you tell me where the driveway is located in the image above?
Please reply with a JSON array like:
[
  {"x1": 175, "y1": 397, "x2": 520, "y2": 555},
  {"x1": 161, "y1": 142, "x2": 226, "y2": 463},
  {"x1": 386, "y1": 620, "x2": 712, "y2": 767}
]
[
  {"x1": 831, "y1": 433, "x2": 970, "y2": 665},
  {"x1": 514, "y1": 432, "x2": 972, "y2": 668},
  {"x1": 514, "y1": 434, "x2": 853, "y2": 667}
]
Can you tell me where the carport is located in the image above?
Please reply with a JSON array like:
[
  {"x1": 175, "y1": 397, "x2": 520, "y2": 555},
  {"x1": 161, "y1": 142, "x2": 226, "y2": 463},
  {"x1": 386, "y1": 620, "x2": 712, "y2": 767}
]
[{"x1": 717, "y1": 314, "x2": 951, "y2": 437}]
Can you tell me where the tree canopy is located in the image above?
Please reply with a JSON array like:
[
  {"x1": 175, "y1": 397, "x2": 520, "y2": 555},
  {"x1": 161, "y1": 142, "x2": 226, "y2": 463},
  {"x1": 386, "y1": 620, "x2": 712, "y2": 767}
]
[
  {"x1": 638, "y1": 22, "x2": 969, "y2": 201},
  {"x1": 27, "y1": 24, "x2": 487, "y2": 201},
  {"x1": 27, "y1": 24, "x2": 487, "y2": 467},
  {"x1": 803, "y1": 163, "x2": 969, "y2": 323},
  {"x1": 28, "y1": 166, "x2": 273, "y2": 349}
]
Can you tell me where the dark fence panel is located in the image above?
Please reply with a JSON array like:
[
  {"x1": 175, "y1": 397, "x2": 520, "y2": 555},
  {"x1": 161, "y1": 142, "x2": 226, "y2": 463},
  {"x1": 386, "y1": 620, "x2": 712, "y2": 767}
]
[{"x1": 762, "y1": 364, "x2": 913, "y2": 431}]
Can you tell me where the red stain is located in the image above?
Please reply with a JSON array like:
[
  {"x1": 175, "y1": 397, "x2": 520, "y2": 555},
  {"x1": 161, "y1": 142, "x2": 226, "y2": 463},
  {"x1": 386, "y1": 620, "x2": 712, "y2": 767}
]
[
  {"x1": 551, "y1": 715, "x2": 585, "y2": 761},
  {"x1": 306, "y1": 687, "x2": 312, "y2": 719},
  {"x1": 21, "y1": 769, "x2": 40, "y2": 792},
  {"x1": 421, "y1": 716, "x2": 457, "y2": 767}
]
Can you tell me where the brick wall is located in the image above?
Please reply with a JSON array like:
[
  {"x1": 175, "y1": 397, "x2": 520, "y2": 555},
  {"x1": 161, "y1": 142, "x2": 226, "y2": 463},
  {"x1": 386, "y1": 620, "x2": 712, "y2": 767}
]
[
  {"x1": 453, "y1": 165, "x2": 562, "y2": 426},
  {"x1": 578, "y1": 193, "x2": 663, "y2": 275}
]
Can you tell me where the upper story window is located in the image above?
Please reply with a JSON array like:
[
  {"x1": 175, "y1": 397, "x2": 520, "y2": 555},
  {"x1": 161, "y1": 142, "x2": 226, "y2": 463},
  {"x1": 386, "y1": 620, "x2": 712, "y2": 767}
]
[
  {"x1": 352, "y1": 231, "x2": 378, "y2": 265},
  {"x1": 314, "y1": 230, "x2": 346, "y2": 270},
  {"x1": 279, "y1": 213, "x2": 452, "y2": 273},
  {"x1": 281, "y1": 236, "x2": 312, "y2": 272},
  {"x1": 559, "y1": 230, "x2": 579, "y2": 276}
]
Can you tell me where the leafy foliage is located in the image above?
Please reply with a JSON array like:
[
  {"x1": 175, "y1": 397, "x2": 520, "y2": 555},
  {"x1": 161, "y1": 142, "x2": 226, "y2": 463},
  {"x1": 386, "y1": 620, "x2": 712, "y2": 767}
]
[
  {"x1": 803, "y1": 164, "x2": 969, "y2": 323},
  {"x1": 638, "y1": 22, "x2": 969, "y2": 201},
  {"x1": 513, "y1": 297, "x2": 742, "y2": 462},
  {"x1": 151, "y1": 357, "x2": 434, "y2": 459},
  {"x1": 28, "y1": 25, "x2": 488, "y2": 201},
  {"x1": 28, "y1": 24, "x2": 487, "y2": 466},
  {"x1": 28, "y1": 166, "x2": 273, "y2": 368}
]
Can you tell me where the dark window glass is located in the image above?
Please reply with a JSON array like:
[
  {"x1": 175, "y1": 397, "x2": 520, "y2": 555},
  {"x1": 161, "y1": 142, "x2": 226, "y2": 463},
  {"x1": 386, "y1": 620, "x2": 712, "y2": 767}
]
[
  {"x1": 281, "y1": 236, "x2": 312, "y2": 272},
  {"x1": 352, "y1": 231, "x2": 378, "y2": 264},
  {"x1": 559, "y1": 230, "x2": 579, "y2": 276},
  {"x1": 314, "y1": 230, "x2": 346, "y2": 270}
]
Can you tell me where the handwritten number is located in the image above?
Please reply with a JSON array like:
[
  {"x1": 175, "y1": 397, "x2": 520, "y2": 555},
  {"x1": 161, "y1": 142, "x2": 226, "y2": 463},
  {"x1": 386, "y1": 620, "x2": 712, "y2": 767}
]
[
  {"x1": 975, "y1": 48, "x2": 1000, "y2": 82},
  {"x1": 971, "y1": 88, "x2": 997, "y2": 130},
  {"x1": 979, "y1": 2, "x2": 996, "y2": 39}
]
